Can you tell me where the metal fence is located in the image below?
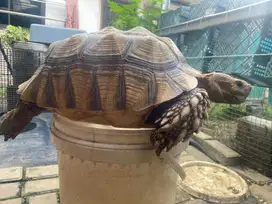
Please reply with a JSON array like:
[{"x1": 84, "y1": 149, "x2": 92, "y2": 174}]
[
  {"x1": 159, "y1": 0, "x2": 272, "y2": 176},
  {"x1": 0, "y1": 41, "x2": 47, "y2": 113},
  {"x1": 189, "y1": 0, "x2": 267, "y2": 20}
]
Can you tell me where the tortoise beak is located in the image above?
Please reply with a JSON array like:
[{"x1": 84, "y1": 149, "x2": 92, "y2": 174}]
[
  {"x1": 230, "y1": 85, "x2": 251, "y2": 104},
  {"x1": 246, "y1": 84, "x2": 252, "y2": 95},
  {"x1": 232, "y1": 83, "x2": 252, "y2": 103}
]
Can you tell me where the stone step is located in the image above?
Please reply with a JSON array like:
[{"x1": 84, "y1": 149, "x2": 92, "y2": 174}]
[
  {"x1": 185, "y1": 146, "x2": 214, "y2": 163},
  {"x1": 200, "y1": 126, "x2": 214, "y2": 137},
  {"x1": 192, "y1": 132, "x2": 241, "y2": 166}
]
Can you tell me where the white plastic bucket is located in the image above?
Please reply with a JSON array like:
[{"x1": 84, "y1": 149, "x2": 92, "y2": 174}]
[{"x1": 50, "y1": 113, "x2": 189, "y2": 204}]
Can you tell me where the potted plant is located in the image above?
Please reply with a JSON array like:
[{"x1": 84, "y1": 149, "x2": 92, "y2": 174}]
[
  {"x1": 107, "y1": 0, "x2": 164, "y2": 33},
  {"x1": 0, "y1": 25, "x2": 47, "y2": 111},
  {"x1": 0, "y1": 25, "x2": 29, "y2": 110},
  {"x1": 0, "y1": 25, "x2": 29, "y2": 77}
]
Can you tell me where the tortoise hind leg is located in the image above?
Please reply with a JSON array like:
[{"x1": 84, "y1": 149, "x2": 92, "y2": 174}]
[
  {"x1": 146, "y1": 88, "x2": 210, "y2": 156},
  {"x1": 0, "y1": 100, "x2": 45, "y2": 141}
]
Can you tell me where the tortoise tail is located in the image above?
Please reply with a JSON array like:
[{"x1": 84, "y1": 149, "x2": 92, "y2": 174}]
[{"x1": 0, "y1": 100, "x2": 45, "y2": 141}]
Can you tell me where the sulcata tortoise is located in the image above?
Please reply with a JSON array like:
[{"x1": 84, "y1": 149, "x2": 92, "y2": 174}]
[{"x1": 0, "y1": 26, "x2": 251, "y2": 156}]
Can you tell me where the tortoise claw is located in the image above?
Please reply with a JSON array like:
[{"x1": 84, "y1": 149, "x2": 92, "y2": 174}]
[{"x1": 149, "y1": 88, "x2": 210, "y2": 156}]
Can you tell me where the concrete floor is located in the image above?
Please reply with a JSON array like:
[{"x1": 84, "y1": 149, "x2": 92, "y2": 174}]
[{"x1": 0, "y1": 112, "x2": 57, "y2": 168}]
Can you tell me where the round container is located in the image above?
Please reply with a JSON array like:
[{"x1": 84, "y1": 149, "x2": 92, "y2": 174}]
[
  {"x1": 50, "y1": 113, "x2": 189, "y2": 204},
  {"x1": 178, "y1": 161, "x2": 249, "y2": 203}
]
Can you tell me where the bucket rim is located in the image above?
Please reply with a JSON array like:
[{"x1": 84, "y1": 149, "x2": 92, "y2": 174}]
[{"x1": 54, "y1": 113, "x2": 156, "y2": 132}]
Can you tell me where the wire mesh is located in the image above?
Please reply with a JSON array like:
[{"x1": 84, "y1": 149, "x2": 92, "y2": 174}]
[
  {"x1": 159, "y1": 2, "x2": 272, "y2": 176},
  {"x1": 175, "y1": 29, "x2": 272, "y2": 176},
  {"x1": 0, "y1": 42, "x2": 47, "y2": 113},
  {"x1": 0, "y1": 48, "x2": 12, "y2": 113},
  {"x1": 200, "y1": 99, "x2": 272, "y2": 176},
  {"x1": 160, "y1": 0, "x2": 269, "y2": 30},
  {"x1": 160, "y1": 6, "x2": 190, "y2": 28},
  {"x1": 180, "y1": 16, "x2": 272, "y2": 83},
  {"x1": 189, "y1": 0, "x2": 267, "y2": 20},
  {"x1": 189, "y1": 0, "x2": 219, "y2": 20},
  {"x1": 211, "y1": 19, "x2": 264, "y2": 74},
  {"x1": 177, "y1": 28, "x2": 221, "y2": 74}
]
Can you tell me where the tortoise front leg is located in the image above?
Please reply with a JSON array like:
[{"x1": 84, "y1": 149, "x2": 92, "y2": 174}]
[
  {"x1": 147, "y1": 88, "x2": 210, "y2": 156},
  {"x1": 0, "y1": 100, "x2": 45, "y2": 141}
]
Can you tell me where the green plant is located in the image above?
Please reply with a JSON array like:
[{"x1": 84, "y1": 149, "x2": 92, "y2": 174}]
[
  {"x1": 208, "y1": 103, "x2": 247, "y2": 121},
  {"x1": 107, "y1": 0, "x2": 164, "y2": 32},
  {"x1": 263, "y1": 97, "x2": 272, "y2": 120},
  {"x1": 0, "y1": 87, "x2": 7, "y2": 99},
  {"x1": 0, "y1": 25, "x2": 29, "y2": 48}
]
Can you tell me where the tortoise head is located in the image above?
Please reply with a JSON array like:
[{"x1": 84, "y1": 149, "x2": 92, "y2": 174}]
[{"x1": 196, "y1": 72, "x2": 252, "y2": 104}]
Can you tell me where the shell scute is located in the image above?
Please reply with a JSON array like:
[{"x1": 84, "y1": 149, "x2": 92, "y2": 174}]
[
  {"x1": 46, "y1": 33, "x2": 88, "y2": 64},
  {"x1": 82, "y1": 32, "x2": 130, "y2": 63},
  {"x1": 125, "y1": 35, "x2": 177, "y2": 66},
  {"x1": 19, "y1": 27, "x2": 198, "y2": 114}
]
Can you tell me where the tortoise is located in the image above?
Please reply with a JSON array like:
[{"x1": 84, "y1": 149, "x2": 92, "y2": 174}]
[{"x1": 0, "y1": 26, "x2": 251, "y2": 156}]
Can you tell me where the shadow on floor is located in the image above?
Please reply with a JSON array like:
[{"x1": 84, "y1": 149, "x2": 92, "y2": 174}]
[{"x1": 0, "y1": 112, "x2": 57, "y2": 168}]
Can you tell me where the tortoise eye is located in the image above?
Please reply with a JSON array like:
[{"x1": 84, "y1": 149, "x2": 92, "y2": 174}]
[{"x1": 235, "y1": 81, "x2": 243, "y2": 88}]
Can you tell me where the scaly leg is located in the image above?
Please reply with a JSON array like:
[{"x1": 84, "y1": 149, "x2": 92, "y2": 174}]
[
  {"x1": 146, "y1": 88, "x2": 210, "y2": 156},
  {"x1": 0, "y1": 100, "x2": 45, "y2": 141}
]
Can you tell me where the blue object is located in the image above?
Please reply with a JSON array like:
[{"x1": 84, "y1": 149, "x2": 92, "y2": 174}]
[
  {"x1": 0, "y1": 112, "x2": 57, "y2": 168},
  {"x1": 29, "y1": 24, "x2": 87, "y2": 45},
  {"x1": 269, "y1": 88, "x2": 272, "y2": 105}
]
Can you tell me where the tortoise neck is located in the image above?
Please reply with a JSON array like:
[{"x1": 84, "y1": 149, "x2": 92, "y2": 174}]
[
  {"x1": 196, "y1": 75, "x2": 210, "y2": 89},
  {"x1": 181, "y1": 66, "x2": 202, "y2": 78}
]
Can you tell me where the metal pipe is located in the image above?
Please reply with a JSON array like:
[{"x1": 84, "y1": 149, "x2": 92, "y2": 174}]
[
  {"x1": 8, "y1": 0, "x2": 10, "y2": 24},
  {"x1": 157, "y1": 0, "x2": 272, "y2": 36},
  {"x1": 185, "y1": 53, "x2": 272, "y2": 60},
  {"x1": 29, "y1": 0, "x2": 66, "y2": 6},
  {"x1": 162, "y1": 0, "x2": 171, "y2": 10},
  {"x1": 0, "y1": 9, "x2": 65, "y2": 22}
]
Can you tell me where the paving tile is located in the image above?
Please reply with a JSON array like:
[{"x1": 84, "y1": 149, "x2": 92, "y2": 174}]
[
  {"x1": 204, "y1": 140, "x2": 241, "y2": 165},
  {"x1": 192, "y1": 132, "x2": 213, "y2": 142},
  {"x1": 0, "y1": 183, "x2": 20, "y2": 200},
  {"x1": 25, "y1": 165, "x2": 58, "y2": 179},
  {"x1": 29, "y1": 193, "x2": 58, "y2": 204},
  {"x1": 239, "y1": 195, "x2": 259, "y2": 204},
  {"x1": 175, "y1": 186, "x2": 191, "y2": 204},
  {"x1": 179, "y1": 153, "x2": 198, "y2": 164},
  {"x1": 249, "y1": 184, "x2": 272, "y2": 203},
  {"x1": 191, "y1": 133, "x2": 241, "y2": 166},
  {"x1": 23, "y1": 178, "x2": 59, "y2": 196},
  {"x1": 231, "y1": 165, "x2": 272, "y2": 185},
  {"x1": 185, "y1": 146, "x2": 214, "y2": 163},
  {"x1": 0, "y1": 167, "x2": 23, "y2": 183},
  {"x1": 0, "y1": 198, "x2": 21, "y2": 204}
]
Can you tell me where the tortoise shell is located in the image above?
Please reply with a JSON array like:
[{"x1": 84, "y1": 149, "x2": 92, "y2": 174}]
[{"x1": 18, "y1": 27, "x2": 198, "y2": 121}]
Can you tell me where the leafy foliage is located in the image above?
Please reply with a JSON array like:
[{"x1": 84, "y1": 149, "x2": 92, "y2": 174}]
[
  {"x1": 263, "y1": 97, "x2": 272, "y2": 120},
  {"x1": 107, "y1": 0, "x2": 164, "y2": 32},
  {"x1": 0, "y1": 87, "x2": 7, "y2": 99},
  {"x1": 0, "y1": 25, "x2": 29, "y2": 48},
  {"x1": 208, "y1": 103, "x2": 247, "y2": 121}
]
